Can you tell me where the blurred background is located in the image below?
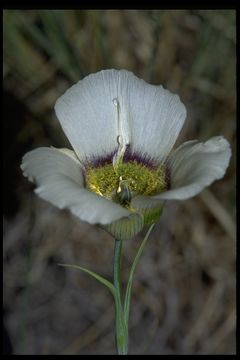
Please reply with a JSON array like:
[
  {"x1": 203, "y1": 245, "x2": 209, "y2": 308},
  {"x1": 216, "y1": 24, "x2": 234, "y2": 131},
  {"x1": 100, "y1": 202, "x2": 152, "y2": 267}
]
[{"x1": 3, "y1": 10, "x2": 236, "y2": 355}]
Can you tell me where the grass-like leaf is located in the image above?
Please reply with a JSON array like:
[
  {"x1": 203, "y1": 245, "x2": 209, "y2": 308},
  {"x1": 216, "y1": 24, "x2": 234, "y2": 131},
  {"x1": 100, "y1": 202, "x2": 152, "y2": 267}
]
[
  {"x1": 58, "y1": 263, "x2": 116, "y2": 297},
  {"x1": 123, "y1": 223, "x2": 155, "y2": 325}
]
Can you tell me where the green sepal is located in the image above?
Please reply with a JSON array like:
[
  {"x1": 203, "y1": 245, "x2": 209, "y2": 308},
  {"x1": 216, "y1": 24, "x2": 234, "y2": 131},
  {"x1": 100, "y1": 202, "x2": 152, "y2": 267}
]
[{"x1": 102, "y1": 213, "x2": 144, "y2": 241}]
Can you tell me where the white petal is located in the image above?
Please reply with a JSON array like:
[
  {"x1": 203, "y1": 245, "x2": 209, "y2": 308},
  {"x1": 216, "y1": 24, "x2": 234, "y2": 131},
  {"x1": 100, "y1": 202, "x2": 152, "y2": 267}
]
[
  {"x1": 55, "y1": 69, "x2": 131, "y2": 163},
  {"x1": 21, "y1": 147, "x2": 131, "y2": 225},
  {"x1": 132, "y1": 136, "x2": 231, "y2": 207},
  {"x1": 51, "y1": 147, "x2": 81, "y2": 164},
  {"x1": 55, "y1": 69, "x2": 186, "y2": 164},
  {"x1": 125, "y1": 75, "x2": 187, "y2": 163}
]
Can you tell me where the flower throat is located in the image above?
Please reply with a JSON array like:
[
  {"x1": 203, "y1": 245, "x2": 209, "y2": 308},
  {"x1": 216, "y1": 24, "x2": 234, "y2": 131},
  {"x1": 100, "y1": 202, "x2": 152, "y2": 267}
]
[{"x1": 85, "y1": 160, "x2": 167, "y2": 207}]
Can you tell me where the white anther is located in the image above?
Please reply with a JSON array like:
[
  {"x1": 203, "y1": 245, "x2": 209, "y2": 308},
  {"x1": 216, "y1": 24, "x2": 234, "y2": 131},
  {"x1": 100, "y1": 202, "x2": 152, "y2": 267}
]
[
  {"x1": 112, "y1": 97, "x2": 130, "y2": 169},
  {"x1": 113, "y1": 98, "x2": 120, "y2": 108}
]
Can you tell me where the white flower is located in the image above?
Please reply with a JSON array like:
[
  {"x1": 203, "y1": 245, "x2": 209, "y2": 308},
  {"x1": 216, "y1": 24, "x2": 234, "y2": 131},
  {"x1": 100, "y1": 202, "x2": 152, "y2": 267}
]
[{"x1": 21, "y1": 69, "x2": 231, "y2": 240}]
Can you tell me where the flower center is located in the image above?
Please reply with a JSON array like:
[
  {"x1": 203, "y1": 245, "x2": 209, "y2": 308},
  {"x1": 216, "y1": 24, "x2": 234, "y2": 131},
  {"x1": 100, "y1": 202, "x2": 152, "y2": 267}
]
[{"x1": 85, "y1": 160, "x2": 167, "y2": 207}]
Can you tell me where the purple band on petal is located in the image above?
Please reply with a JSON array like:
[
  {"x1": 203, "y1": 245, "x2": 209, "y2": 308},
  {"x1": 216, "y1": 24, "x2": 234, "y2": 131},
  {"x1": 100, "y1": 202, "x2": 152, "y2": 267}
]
[
  {"x1": 164, "y1": 162, "x2": 171, "y2": 190},
  {"x1": 85, "y1": 150, "x2": 117, "y2": 168},
  {"x1": 123, "y1": 145, "x2": 158, "y2": 169},
  {"x1": 85, "y1": 145, "x2": 159, "y2": 170}
]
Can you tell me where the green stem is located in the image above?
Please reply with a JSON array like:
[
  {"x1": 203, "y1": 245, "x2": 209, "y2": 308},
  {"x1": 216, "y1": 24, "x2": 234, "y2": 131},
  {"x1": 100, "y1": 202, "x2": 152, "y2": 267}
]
[
  {"x1": 59, "y1": 223, "x2": 157, "y2": 355},
  {"x1": 113, "y1": 239, "x2": 128, "y2": 355}
]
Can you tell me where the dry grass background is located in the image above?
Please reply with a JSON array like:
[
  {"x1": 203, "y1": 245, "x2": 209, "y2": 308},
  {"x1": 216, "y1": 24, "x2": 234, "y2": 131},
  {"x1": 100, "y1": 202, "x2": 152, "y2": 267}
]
[{"x1": 3, "y1": 9, "x2": 236, "y2": 355}]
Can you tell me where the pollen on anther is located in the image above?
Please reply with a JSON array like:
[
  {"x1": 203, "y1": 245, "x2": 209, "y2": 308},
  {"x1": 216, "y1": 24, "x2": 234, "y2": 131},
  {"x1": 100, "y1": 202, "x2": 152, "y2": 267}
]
[{"x1": 112, "y1": 97, "x2": 120, "y2": 108}]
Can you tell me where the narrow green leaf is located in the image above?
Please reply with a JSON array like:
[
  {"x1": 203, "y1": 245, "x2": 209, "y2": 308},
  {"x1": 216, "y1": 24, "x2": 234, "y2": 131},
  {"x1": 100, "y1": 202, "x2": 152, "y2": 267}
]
[
  {"x1": 58, "y1": 263, "x2": 116, "y2": 296},
  {"x1": 143, "y1": 205, "x2": 163, "y2": 226},
  {"x1": 123, "y1": 224, "x2": 155, "y2": 325}
]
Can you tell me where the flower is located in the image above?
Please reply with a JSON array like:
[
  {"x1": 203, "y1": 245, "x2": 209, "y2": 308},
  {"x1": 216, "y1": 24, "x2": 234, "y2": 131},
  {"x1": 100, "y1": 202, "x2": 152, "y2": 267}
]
[{"x1": 21, "y1": 69, "x2": 231, "y2": 240}]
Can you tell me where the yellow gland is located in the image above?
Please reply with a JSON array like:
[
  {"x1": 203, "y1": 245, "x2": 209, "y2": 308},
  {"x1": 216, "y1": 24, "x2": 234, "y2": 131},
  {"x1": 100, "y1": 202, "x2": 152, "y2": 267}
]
[{"x1": 85, "y1": 160, "x2": 167, "y2": 206}]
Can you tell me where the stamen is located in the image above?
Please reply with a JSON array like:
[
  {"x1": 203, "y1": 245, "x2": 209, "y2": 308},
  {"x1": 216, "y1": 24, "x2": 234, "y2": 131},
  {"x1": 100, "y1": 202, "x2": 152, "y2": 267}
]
[
  {"x1": 113, "y1": 97, "x2": 120, "y2": 122},
  {"x1": 117, "y1": 176, "x2": 122, "y2": 194},
  {"x1": 112, "y1": 97, "x2": 129, "y2": 169},
  {"x1": 117, "y1": 135, "x2": 121, "y2": 146}
]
